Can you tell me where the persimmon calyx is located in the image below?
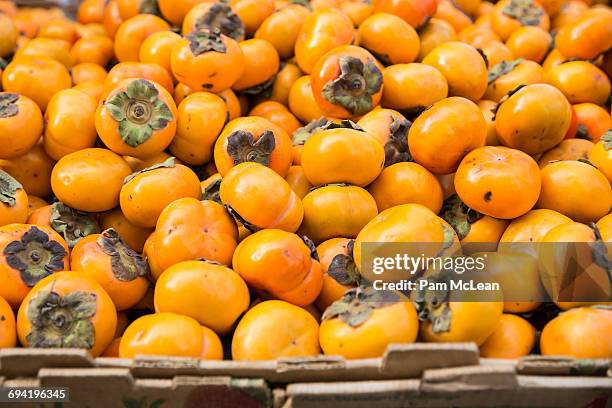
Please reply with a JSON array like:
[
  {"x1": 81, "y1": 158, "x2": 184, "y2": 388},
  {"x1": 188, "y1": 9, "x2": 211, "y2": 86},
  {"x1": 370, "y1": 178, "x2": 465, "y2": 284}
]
[
  {"x1": 413, "y1": 272, "x2": 453, "y2": 333},
  {"x1": 502, "y1": 0, "x2": 544, "y2": 25},
  {"x1": 202, "y1": 178, "x2": 222, "y2": 203},
  {"x1": 227, "y1": 130, "x2": 276, "y2": 166},
  {"x1": 322, "y1": 56, "x2": 383, "y2": 116},
  {"x1": 0, "y1": 170, "x2": 23, "y2": 207},
  {"x1": 301, "y1": 235, "x2": 319, "y2": 261},
  {"x1": 3, "y1": 226, "x2": 67, "y2": 286},
  {"x1": 327, "y1": 240, "x2": 366, "y2": 286},
  {"x1": 439, "y1": 194, "x2": 483, "y2": 241},
  {"x1": 196, "y1": 3, "x2": 245, "y2": 41},
  {"x1": 602, "y1": 130, "x2": 612, "y2": 151},
  {"x1": 0, "y1": 93, "x2": 19, "y2": 118},
  {"x1": 589, "y1": 223, "x2": 612, "y2": 289},
  {"x1": 488, "y1": 58, "x2": 524, "y2": 84},
  {"x1": 26, "y1": 289, "x2": 97, "y2": 349},
  {"x1": 187, "y1": 28, "x2": 227, "y2": 55},
  {"x1": 320, "y1": 119, "x2": 364, "y2": 132},
  {"x1": 322, "y1": 286, "x2": 400, "y2": 327},
  {"x1": 384, "y1": 117, "x2": 412, "y2": 166},
  {"x1": 106, "y1": 79, "x2": 174, "y2": 147},
  {"x1": 292, "y1": 117, "x2": 333, "y2": 146},
  {"x1": 98, "y1": 228, "x2": 149, "y2": 282},
  {"x1": 50, "y1": 203, "x2": 101, "y2": 248},
  {"x1": 124, "y1": 157, "x2": 175, "y2": 184},
  {"x1": 225, "y1": 204, "x2": 259, "y2": 233},
  {"x1": 139, "y1": 0, "x2": 160, "y2": 15}
]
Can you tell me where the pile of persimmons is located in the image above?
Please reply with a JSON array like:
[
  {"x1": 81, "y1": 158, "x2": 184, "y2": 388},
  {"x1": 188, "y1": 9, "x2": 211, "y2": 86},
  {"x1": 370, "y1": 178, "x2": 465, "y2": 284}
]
[{"x1": 0, "y1": 0, "x2": 610, "y2": 362}]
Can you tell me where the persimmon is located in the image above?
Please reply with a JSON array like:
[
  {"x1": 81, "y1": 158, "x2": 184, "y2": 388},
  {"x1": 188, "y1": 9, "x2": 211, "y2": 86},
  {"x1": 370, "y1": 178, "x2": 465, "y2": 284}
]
[
  {"x1": 477, "y1": 100, "x2": 500, "y2": 146},
  {"x1": 71, "y1": 63, "x2": 107, "y2": 85},
  {"x1": 77, "y1": 0, "x2": 105, "y2": 24},
  {"x1": 284, "y1": 166, "x2": 312, "y2": 200},
  {"x1": 14, "y1": 38, "x2": 73, "y2": 69},
  {"x1": 0, "y1": 171, "x2": 28, "y2": 227},
  {"x1": 288, "y1": 76, "x2": 326, "y2": 123},
  {"x1": 269, "y1": 63, "x2": 302, "y2": 107},
  {"x1": 455, "y1": 146, "x2": 541, "y2": 219},
  {"x1": 27, "y1": 196, "x2": 48, "y2": 217},
  {"x1": 0, "y1": 295, "x2": 16, "y2": 348},
  {"x1": 408, "y1": 97, "x2": 486, "y2": 174},
  {"x1": 44, "y1": 89, "x2": 98, "y2": 161},
  {"x1": 28, "y1": 202, "x2": 100, "y2": 249},
  {"x1": 489, "y1": 0, "x2": 549, "y2": 41},
  {"x1": 545, "y1": 61, "x2": 611, "y2": 106},
  {"x1": 255, "y1": 4, "x2": 310, "y2": 60},
  {"x1": 154, "y1": 260, "x2": 249, "y2": 335},
  {"x1": 120, "y1": 312, "x2": 223, "y2": 359},
  {"x1": 418, "y1": 18, "x2": 456, "y2": 62},
  {"x1": 480, "y1": 314, "x2": 536, "y2": 358},
  {"x1": 51, "y1": 148, "x2": 132, "y2": 212},
  {"x1": 218, "y1": 89, "x2": 242, "y2": 120},
  {"x1": 138, "y1": 31, "x2": 181, "y2": 75},
  {"x1": 70, "y1": 35, "x2": 114, "y2": 66},
  {"x1": 123, "y1": 151, "x2": 175, "y2": 172},
  {"x1": 294, "y1": 8, "x2": 355, "y2": 74},
  {"x1": 358, "y1": 13, "x2": 420, "y2": 65},
  {"x1": 302, "y1": 125, "x2": 385, "y2": 187},
  {"x1": 158, "y1": 0, "x2": 209, "y2": 27},
  {"x1": 538, "y1": 139, "x2": 594, "y2": 168},
  {"x1": 232, "y1": 300, "x2": 320, "y2": 360},
  {"x1": 220, "y1": 162, "x2": 303, "y2": 232},
  {"x1": 573, "y1": 103, "x2": 612, "y2": 142},
  {"x1": 372, "y1": 0, "x2": 437, "y2": 29},
  {"x1": 434, "y1": 0, "x2": 472, "y2": 33},
  {"x1": 320, "y1": 287, "x2": 418, "y2": 359},
  {"x1": 103, "y1": 0, "x2": 123, "y2": 38},
  {"x1": 555, "y1": 8, "x2": 612, "y2": 61},
  {"x1": 102, "y1": 62, "x2": 174, "y2": 98},
  {"x1": 479, "y1": 41, "x2": 514, "y2": 69},
  {"x1": 99, "y1": 207, "x2": 152, "y2": 253},
  {"x1": 551, "y1": 0, "x2": 588, "y2": 30},
  {"x1": 70, "y1": 229, "x2": 148, "y2": 311},
  {"x1": 232, "y1": 39, "x2": 279, "y2": 94},
  {"x1": 2, "y1": 56, "x2": 71, "y2": 111},
  {"x1": 171, "y1": 28, "x2": 245, "y2": 93},
  {"x1": 17, "y1": 271, "x2": 116, "y2": 357},
  {"x1": 356, "y1": 109, "x2": 411, "y2": 166},
  {"x1": 38, "y1": 19, "x2": 78, "y2": 44},
  {"x1": 500, "y1": 209, "x2": 572, "y2": 244},
  {"x1": 589, "y1": 133, "x2": 612, "y2": 183},
  {"x1": 145, "y1": 198, "x2": 238, "y2": 280},
  {"x1": 0, "y1": 93, "x2": 43, "y2": 159},
  {"x1": 315, "y1": 238, "x2": 357, "y2": 311},
  {"x1": 539, "y1": 222, "x2": 612, "y2": 309},
  {"x1": 96, "y1": 78, "x2": 177, "y2": 159},
  {"x1": 229, "y1": 0, "x2": 274, "y2": 35},
  {"x1": 422, "y1": 42, "x2": 488, "y2": 102},
  {"x1": 505, "y1": 26, "x2": 551, "y2": 63},
  {"x1": 495, "y1": 84, "x2": 571, "y2": 154},
  {"x1": 540, "y1": 306, "x2": 612, "y2": 358},
  {"x1": 538, "y1": 160, "x2": 611, "y2": 223},
  {"x1": 171, "y1": 92, "x2": 228, "y2": 166},
  {"x1": 381, "y1": 63, "x2": 448, "y2": 114},
  {"x1": 249, "y1": 101, "x2": 301, "y2": 135},
  {"x1": 113, "y1": 14, "x2": 170, "y2": 62},
  {"x1": 301, "y1": 184, "x2": 378, "y2": 244},
  {"x1": 311, "y1": 46, "x2": 382, "y2": 119},
  {"x1": 73, "y1": 81, "x2": 104, "y2": 102},
  {"x1": 291, "y1": 117, "x2": 333, "y2": 165},
  {"x1": 0, "y1": 13, "x2": 18, "y2": 58},
  {"x1": 182, "y1": 1, "x2": 245, "y2": 40},
  {"x1": 457, "y1": 23, "x2": 500, "y2": 47},
  {"x1": 340, "y1": 0, "x2": 374, "y2": 26},
  {"x1": 120, "y1": 158, "x2": 201, "y2": 228},
  {"x1": 484, "y1": 59, "x2": 544, "y2": 102}
]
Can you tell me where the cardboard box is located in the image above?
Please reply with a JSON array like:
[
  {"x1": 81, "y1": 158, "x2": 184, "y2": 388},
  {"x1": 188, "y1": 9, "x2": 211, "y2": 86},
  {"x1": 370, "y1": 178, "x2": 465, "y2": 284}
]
[{"x1": 1, "y1": 344, "x2": 610, "y2": 407}]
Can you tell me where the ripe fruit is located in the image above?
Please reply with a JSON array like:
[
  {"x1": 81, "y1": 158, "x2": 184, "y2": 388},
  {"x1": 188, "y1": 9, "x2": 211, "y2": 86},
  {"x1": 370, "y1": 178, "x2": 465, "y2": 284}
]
[
  {"x1": 479, "y1": 314, "x2": 536, "y2": 358},
  {"x1": 0, "y1": 93, "x2": 43, "y2": 159}
]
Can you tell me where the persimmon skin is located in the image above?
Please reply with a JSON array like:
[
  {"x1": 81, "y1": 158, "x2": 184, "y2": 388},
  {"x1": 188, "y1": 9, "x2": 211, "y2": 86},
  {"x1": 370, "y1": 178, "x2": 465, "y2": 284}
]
[
  {"x1": 480, "y1": 314, "x2": 536, "y2": 358},
  {"x1": 545, "y1": 61, "x2": 611, "y2": 106},
  {"x1": 0, "y1": 295, "x2": 16, "y2": 348},
  {"x1": 589, "y1": 140, "x2": 612, "y2": 184},
  {"x1": 408, "y1": 97, "x2": 486, "y2": 175},
  {"x1": 454, "y1": 146, "x2": 541, "y2": 219},
  {"x1": 0, "y1": 93, "x2": 43, "y2": 160},
  {"x1": 113, "y1": 14, "x2": 170, "y2": 62},
  {"x1": 358, "y1": 13, "x2": 420, "y2": 65},
  {"x1": 555, "y1": 8, "x2": 612, "y2": 61},
  {"x1": 538, "y1": 139, "x2": 594, "y2": 169},
  {"x1": 372, "y1": 0, "x2": 437, "y2": 29}
]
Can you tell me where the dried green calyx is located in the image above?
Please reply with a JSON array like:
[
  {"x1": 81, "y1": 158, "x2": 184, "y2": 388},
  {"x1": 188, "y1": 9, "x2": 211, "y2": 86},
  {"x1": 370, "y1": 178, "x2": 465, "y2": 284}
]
[
  {"x1": 384, "y1": 117, "x2": 412, "y2": 166},
  {"x1": 0, "y1": 93, "x2": 19, "y2": 118},
  {"x1": 322, "y1": 56, "x2": 383, "y2": 116},
  {"x1": 0, "y1": 170, "x2": 23, "y2": 207},
  {"x1": 50, "y1": 203, "x2": 100, "y2": 248},
  {"x1": 412, "y1": 271, "x2": 453, "y2": 333},
  {"x1": 502, "y1": 0, "x2": 545, "y2": 26},
  {"x1": 292, "y1": 117, "x2": 332, "y2": 146},
  {"x1": 106, "y1": 79, "x2": 174, "y2": 148},
  {"x1": 226, "y1": 130, "x2": 276, "y2": 166},
  {"x1": 602, "y1": 130, "x2": 612, "y2": 151},
  {"x1": 187, "y1": 28, "x2": 227, "y2": 56},
  {"x1": 26, "y1": 289, "x2": 97, "y2": 349},
  {"x1": 124, "y1": 157, "x2": 175, "y2": 184},
  {"x1": 439, "y1": 194, "x2": 483, "y2": 241},
  {"x1": 3, "y1": 226, "x2": 67, "y2": 287},
  {"x1": 98, "y1": 228, "x2": 149, "y2": 282},
  {"x1": 138, "y1": 0, "x2": 160, "y2": 15},
  {"x1": 327, "y1": 240, "x2": 366, "y2": 286},
  {"x1": 488, "y1": 58, "x2": 524, "y2": 84},
  {"x1": 202, "y1": 178, "x2": 222, "y2": 203},
  {"x1": 195, "y1": 2, "x2": 244, "y2": 41},
  {"x1": 322, "y1": 286, "x2": 400, "y2": 327}
]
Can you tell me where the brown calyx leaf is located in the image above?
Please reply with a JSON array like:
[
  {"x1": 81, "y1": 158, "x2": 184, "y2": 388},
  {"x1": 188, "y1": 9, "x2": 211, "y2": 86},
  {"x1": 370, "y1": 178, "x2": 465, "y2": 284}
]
[
  {"x1": 195, "y1": 2, "x2": 244, "y2": 41},
  {"x1": 0, "y1": 170, "x2": 23, "y2": 207},
  {"x1": 384, "y1": 116, "x2": 412, "y2": 166},
  {"x1": 439, "y1": 194, "x2": 483, "y2": 241},
  {"x1": 322, "y1": 286, "x2": 400, "y2": 327},
  {"x1": 50, "y1": 203, "x2": 100, "y2": 248},
  {"x1": 97, "y1": 228, "x2": 149, "y2": 282},
  {"x1": 0, "y1": 93, "x2": 19, "y2": 118},
  {"x1": 226, "y1": 130, "x2": 276, "y2": 166}
]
